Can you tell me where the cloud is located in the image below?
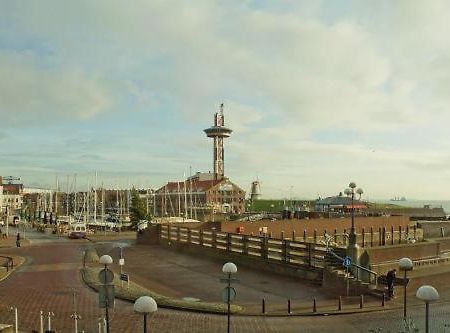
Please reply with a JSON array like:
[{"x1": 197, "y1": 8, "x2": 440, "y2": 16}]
[
  {"x1": 4, "y1": 1, "x2": 450, "y2": 198},
  {"x1": 0, "y1": 51, "x2": 111, "y2": 127}
]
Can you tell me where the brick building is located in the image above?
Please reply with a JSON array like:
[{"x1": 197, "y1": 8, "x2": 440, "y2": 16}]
[{"x1": 154, "y1": 172, "x2": 245, "y2": 218}]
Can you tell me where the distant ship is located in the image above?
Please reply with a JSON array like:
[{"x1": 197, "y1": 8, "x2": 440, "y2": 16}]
[{"x1": 390, "y1": 196, "x2": 406, "y2": 202}]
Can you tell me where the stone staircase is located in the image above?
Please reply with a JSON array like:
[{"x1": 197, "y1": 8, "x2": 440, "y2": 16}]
[{"x1": 323, "y1": 247, "x2": 386, "y2": 298}]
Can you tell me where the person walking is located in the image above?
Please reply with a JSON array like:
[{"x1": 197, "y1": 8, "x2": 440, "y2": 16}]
[
  {"x1": 386, "y1": 268, "x2": 396, "y2": 298},
  {"x1": 16, "y1": 232, "x2": 21, "y2": 248}
]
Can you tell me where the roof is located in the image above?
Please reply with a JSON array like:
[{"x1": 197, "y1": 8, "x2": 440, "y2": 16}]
[
  {"x1": 156, "y1": 178, "x2": 245, "y2": 194},
  {"x1": 157, "y1": 179, "x2": 222, "y2": 193},
  {"x1": 316, "y1": 195, "x2": 366, "y2": 208}
]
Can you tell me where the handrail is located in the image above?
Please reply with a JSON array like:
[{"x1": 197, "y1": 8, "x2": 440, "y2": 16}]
[
  {"x1": 327, "y1": 248, "x2": 378, "y2": 285},
  {"x1": 0, "y1": 255, "x2": 14, "y2": 272}
]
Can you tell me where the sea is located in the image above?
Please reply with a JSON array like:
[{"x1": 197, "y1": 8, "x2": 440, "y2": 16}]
[{"x1": 374, "y1": 199, "x2": 450, "y2": 215}]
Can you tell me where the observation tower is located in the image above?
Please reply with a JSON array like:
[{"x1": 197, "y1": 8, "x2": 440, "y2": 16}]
[{"x1": 204, "y1": 104, "x2": 233, "y2": 180}]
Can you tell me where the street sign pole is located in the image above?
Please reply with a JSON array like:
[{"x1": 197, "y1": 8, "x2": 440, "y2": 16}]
[
  {"x1": 346, "y1": 266, "x2": 349, "y2": 297},
  {"x1": 119, "y1": 248, "x2": 124, "y2": 288},
  {"x1": 227, "y1": 273, "x2": 231, "y2": 333}
]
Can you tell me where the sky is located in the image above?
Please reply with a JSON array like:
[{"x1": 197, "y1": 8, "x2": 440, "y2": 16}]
[{"x1": 1, "y1": 1, "x2": 450, "y2": 200}]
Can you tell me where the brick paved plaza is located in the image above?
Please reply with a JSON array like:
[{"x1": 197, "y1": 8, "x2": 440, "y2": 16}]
[{"x1": 1, "y1": 228, "x2": 450, "y2": 332}]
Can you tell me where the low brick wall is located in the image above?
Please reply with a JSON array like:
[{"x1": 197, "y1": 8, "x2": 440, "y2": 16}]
[
  {"x1": 418, "y1": 221, "x2": 450, "y2": 238},
  {"x1": 366, "y1": 241, "x2": 440, "y2": 265},
  {"x1": 437, "y1": 237, "x2": 450, "y2": 252}
]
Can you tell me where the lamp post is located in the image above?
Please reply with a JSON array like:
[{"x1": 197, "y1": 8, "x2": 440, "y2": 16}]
[
  {"x1": 344, "y1": 182, "x2": 363, "y2": 247},
  {"x1": 416, "y1": 285, "x2": 439, "y2": 333},
  {"x1": 222, "y1": 262, "x2": 238, "y2": 333},
  {"x1": 134, "y1": 296, "x2": 157, "y2": 333},
  {"x1": 399, "y1": 257, "x2": 413, "y2": 320},
  {"x1": 99, "y1": 255, "x2": 113, "y2": 333}
]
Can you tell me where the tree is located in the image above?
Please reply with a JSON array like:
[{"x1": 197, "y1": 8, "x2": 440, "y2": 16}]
[{"x1": 130, "y1": 189, "x2": 148, "y2": 225}]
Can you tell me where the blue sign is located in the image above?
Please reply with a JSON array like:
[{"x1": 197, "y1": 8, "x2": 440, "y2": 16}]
[{"x1": 343, "y1": 256, "x2": 352, "y2": 268}]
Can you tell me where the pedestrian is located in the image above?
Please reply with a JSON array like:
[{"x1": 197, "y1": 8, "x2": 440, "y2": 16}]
[
  {"x1": 386, "y1": 268, "x2": 396, "y2": 298},
  {"x1": 16, "y1": 232, "x2": 21, "y2": 248}
]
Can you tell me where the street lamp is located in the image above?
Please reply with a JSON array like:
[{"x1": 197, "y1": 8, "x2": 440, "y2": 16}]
[
  {"x1": 222, "y1": 262, "x2": 238, "y2": 333},
  {"x1": 416, "y1": 285, "x2": 439, "y2": 333},
  {"x1": 134, "y1": 296, "x2": 157, "y2": 333},
  {"x1": 399, "y1": 257, "x2": 413, "y2": 320},
  {"x1": 345, "y1": 182, "x2": 363, "y2": 247},
  {"x1": 99, "y1": 255, "x2": 113, "y2": 333}
]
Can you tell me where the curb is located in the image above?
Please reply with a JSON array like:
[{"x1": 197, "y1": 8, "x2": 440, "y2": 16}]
[{"x1": 81, "y1": 266, "x2": 244, "y2": 315}]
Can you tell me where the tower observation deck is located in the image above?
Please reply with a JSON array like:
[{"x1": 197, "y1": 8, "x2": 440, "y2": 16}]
[{"x1": 204, "y1": 103, "x2": 233, "y2": 180}]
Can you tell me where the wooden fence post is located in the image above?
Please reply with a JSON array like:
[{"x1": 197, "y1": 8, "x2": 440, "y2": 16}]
[
  {"x1": 226, "y1": 233, "x2": 231, "y2": 252},
  {"x1": 261, "y1": 235, "x2": 268, "y2": 260},
  {"x1": 283, "y1": 240, "x2": 289, "y2": 264},
  {"x1": 313, "y1": 229, "x2": 317, "y2": 244},
  {"x1": 281, "y1": 230, "x2": 285, "y2": 240},
  {"x1": 390, "y1": 226, "x2": 394, "y2": 245},
  {"x1": 370, "y1": 227, "x2": 373, "y2": 247},
  {"x1": 177, "y1": 226, "x2": 181, "y2": 242},
  {"x1": 292, "y1": 230, "x2": 296, "y2": 241},
  {"x1": 212, "y1": 229, "x2": 217, "y2": 248},
  {"x1": 399, "y1": 226, "x2": 402, "y2": 244},
  {"x1": 243, "y1": 234, "x2": 248, "y2": 255},
  {"x1": 199, "y1": 229, "x2": 204, "y2": 246},
  {"x1": 187, "y1": 228, "x2": 192, "y2": 244},
  {"x1": 362, "y1": 228, "x2": 365, "y2": 248},
  {"x1": 303, "y1": 230, "x2": 307, "y2": 242},
  {"x1": 308, "y1": 243, "x2": 313, "y2": 267}
]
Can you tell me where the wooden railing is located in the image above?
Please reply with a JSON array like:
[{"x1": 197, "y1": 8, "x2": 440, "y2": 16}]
[{"x1": 160, "y1": 225, "x2": 328, "y2": 269}]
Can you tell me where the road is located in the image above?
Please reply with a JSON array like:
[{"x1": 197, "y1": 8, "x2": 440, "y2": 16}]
[{"x1": 0, "y1": 229, "x2": 449, "y2": 332}]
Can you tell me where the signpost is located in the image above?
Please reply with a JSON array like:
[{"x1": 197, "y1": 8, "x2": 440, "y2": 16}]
[
  {"x1": 120, "y1": 273, "x2": 130, "y2": 288},
  {"x1": 343, "y1": 256, "x2": 352, "y2": 297},
  {"x1": 98, "y1": 269, "x2": 114, "y2": 285},
  {"x1": 98, "y1": 285, "x2": 115, "y2": 309},
  {"x1": 221, "y1": 286, "x2": 236, "y2": 303},
  {"x1": 119, "y1": 247, "x2": 125, "y2": 287}
]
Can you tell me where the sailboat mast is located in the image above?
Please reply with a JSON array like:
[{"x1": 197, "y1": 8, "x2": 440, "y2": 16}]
[
  {"x1": 87, "y1": 179, "x2": 90, "y2": 223},
  {"x1": 102, "y1": 184, "x2": 105, "y2": 235},
  {"x1": 55, "y1": 176, "x2": 58, "y2": 217},
  {"x1": 94, "y1": 171, "x2": 97, "y2": 224},
  {"x1": 184, "y1": 176, "x2": 188, "y2": 219},
  {"x1": 146, "y1": 188, "x2": 149, "y2": 216},
  {"x1": 66, "y1": 175, "x2": 69, "y2": 216},
  {"x1": 177, "y1": 182, "x2": 181, "y2": 217},
  {"x1": 74, "y1": 174, "x2": 77, "y2": 216}
]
